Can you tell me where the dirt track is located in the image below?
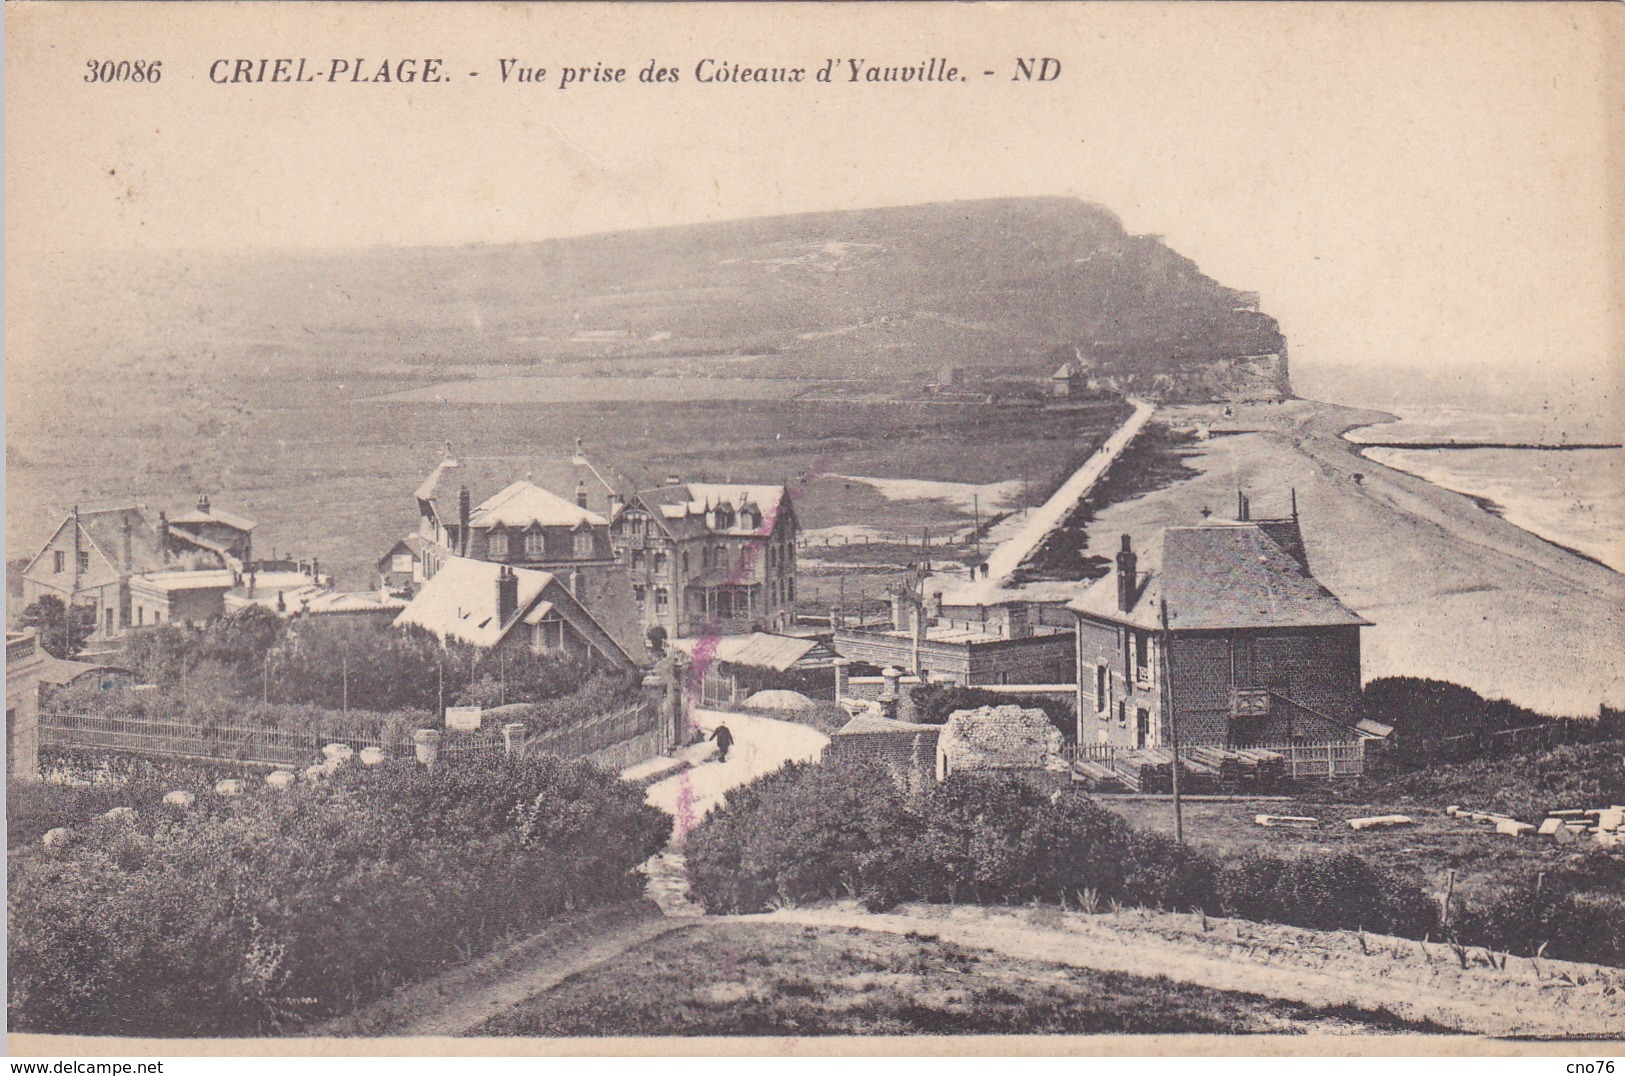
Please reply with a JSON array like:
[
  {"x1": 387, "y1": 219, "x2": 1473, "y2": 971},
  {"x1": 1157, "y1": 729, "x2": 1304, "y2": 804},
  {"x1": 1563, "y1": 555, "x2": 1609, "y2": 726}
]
[{"x1": 754, "y1": 901, "x2": 1625, "y2": 1039}]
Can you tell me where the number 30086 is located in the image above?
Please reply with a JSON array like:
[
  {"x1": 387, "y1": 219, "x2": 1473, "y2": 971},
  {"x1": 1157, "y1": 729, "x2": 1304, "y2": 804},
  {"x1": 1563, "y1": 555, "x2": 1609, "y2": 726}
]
[{"x1": 85, "y1": 60, "x2": 163, "y2": 83}]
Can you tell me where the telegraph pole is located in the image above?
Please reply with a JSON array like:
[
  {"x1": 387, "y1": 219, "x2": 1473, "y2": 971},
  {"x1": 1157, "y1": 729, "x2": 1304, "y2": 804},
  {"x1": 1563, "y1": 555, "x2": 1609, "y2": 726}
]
[{"x1": 1159, "y1": 599, "x2": 1184, "y2": 845}]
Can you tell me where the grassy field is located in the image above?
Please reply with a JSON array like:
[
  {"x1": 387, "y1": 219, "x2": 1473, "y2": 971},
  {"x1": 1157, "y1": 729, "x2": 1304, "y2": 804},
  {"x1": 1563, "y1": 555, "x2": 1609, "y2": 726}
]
[
  {"x1": 8, "y1": 370, "x2": 1127, "y2": 596},
  {"x1": 473, "y1": 920, "x2": 1441, "y2": 1036},
  {"x1": 1101, "y1": 740, "x2": 1625, "y2": 915}
]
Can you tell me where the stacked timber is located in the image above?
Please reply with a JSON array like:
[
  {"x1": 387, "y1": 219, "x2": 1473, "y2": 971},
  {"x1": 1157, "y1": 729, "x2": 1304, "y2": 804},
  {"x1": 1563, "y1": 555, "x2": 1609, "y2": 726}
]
[
  {"x1": 1232, "y1": 748, "x2": 1286, "y2": 792},
  {"x1": 1187, "y1": 747, "x2": 1245, "y2": 793},
  {"x1": 1071, "y1": 759, "x2": 1124, "y2": 792}
]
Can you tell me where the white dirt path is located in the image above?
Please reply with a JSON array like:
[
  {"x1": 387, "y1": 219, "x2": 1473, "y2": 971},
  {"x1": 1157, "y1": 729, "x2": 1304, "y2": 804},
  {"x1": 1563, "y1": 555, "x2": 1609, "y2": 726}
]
[{"x1": 751, "y1": 902, "x2": 1625, "y2": 1039}]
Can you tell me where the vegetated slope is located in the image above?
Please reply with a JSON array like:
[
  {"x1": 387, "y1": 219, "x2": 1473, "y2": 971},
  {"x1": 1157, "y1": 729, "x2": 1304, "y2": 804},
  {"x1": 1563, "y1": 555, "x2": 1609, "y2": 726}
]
[{"x1": 11, "y1": 198, "x2": 1284, "y2": 389}]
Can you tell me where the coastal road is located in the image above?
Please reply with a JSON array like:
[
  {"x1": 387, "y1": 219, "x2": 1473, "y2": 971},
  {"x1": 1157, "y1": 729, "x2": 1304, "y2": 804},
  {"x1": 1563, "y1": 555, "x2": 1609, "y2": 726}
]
[{"x1": 951, "y1": 396, "x2": 1155, "y2": 603}]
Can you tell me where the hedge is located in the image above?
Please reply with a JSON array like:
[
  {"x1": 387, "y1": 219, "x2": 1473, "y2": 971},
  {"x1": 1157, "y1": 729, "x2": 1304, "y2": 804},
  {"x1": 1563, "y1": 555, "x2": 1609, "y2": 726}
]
[
  {"x1": 7, "y1": 755, "x2": 671, "y2": 1036},
  {"x1": 684, "y1": 758, "x2": 1625, "y2": 967}
]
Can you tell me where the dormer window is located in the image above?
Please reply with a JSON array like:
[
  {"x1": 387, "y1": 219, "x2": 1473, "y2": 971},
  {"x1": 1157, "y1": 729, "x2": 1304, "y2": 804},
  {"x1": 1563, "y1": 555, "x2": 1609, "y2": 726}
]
[
  {"x1": 573, "y1": 531, "x2": 594, "y2": 558},
  {"x1": 488, "y1": 530, "x2": 509, "y2": 558},
  {"x1": 524, "y1": 529, "x2": 546, "y2": 557}
]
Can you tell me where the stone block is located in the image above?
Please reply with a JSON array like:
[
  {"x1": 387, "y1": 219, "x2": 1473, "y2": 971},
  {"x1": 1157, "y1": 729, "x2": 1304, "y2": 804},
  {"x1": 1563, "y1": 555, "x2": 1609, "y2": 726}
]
[
  {"x1": 1255, "y1": 814, "x2": 1319, "y2": 828},
  {"x1": 162, "y1": 790, "x2": 195, "y2": 808},
  {"x1": 1537, "y1": 818, "x2": 1563, "y2": 836},
  {"x1": 101, "y1": 806, "x2": 137, "y2": 824},
  {"x1": 214, "y1": 778, "x2": 244, "y2": 797},
  {"x1": 359, "y1": 746, "x2": 387, "y2": 766},
  {"x1": 1348, "y1": 814, "x2": 1414, "y2": 831},
  {"x1": 1494, "y1": 820, "x2": 1535, "y2": 836},
  {"x1": 265, "y1": 770, "x2": 296, "y2": 789}
]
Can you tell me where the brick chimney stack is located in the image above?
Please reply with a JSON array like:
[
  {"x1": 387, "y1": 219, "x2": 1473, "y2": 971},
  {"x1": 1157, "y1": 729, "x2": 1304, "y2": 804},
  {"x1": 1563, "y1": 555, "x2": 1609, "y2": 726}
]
[
  {"x1": 197, "y1": 493, "x2": 211, "y2": 515},
  {"x1": 496, "y1": 565, "x2": 519, "y2": 625},
  {"x1": 121, "y1": 514, "x2": 133, "y2": 572},
  {"x1": 576, "y1": 479, "x2": 588, "y2": 509},
  {"x1": 458, "y1": 485, "x2": 472, "y2": 556},
  {"x1": 1116, "y1": 534, "x2": 1138, "y2": 613}
]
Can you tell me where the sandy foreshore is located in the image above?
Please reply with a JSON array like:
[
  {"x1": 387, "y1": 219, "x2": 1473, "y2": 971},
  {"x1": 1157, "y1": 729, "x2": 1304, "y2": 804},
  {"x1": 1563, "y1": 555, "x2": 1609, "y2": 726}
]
[{"x1": 1076, "y1": 398, "x2": 1625, "y2": 716}]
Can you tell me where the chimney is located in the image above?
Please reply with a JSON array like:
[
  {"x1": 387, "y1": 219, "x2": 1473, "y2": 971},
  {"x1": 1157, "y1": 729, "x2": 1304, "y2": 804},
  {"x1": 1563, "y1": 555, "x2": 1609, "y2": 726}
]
[
  {"x1": 311, "y1": 557, "x2": 320, "y2": 585},
  {"x1": 576, "y1": 479, "x2": 588, "y2": 509},
  {"x1": 157, "y1": 511, "x2": 169, "y2": 561},
  {"x1": 496, "y1": 565, "x2": 519, "y2": 625},
  {"x1": 276, "y1": 589, "x2": 286, "y2": 613},
  {"x1": 1236, "y1": 491, "x2": 1250, "y2": 522},
  {"x1": 458, "y1": 485, "x2": 472, "y2": 556},
  {"x1": 609, "y1": 491, "x2": 624, "y2": 516},
  {"x1": 197, "y1": 493, "x2": 211, "y2": 516},
  {"x1": 121, "y1": 514, "x2": 133, "y2": 572},
  {"x1": 1116, "y1": 534, "x2": 1138, "y2": 613},
  {"x1": 890, "y1": 587, "x2": 910, "y2": 631},
  {"x1": 665, "y1": 473, "x2": 682, "y2": 487}
]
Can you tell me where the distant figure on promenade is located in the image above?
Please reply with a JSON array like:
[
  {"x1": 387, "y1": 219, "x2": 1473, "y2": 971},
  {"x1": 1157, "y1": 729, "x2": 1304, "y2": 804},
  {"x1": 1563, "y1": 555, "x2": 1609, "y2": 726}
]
[{"x1": 710, "y1": 723, "x2": 735, "y2": 763}]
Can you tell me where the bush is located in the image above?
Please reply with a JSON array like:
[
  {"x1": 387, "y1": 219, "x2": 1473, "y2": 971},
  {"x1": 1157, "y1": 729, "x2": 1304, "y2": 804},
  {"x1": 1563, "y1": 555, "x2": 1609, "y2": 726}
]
[
  {"x1": 7, "y1": 755, "x2": 671, "y2": 1036},
  {"x1": 1215, "y1": 851, "x2": 1436, "y2": 937}
]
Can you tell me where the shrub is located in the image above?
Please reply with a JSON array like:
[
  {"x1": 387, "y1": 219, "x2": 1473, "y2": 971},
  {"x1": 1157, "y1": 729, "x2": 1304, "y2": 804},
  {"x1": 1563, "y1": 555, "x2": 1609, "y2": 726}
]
[
  {"x1": 1215, "y1": 852, "x2": 1436, "y2": 937},
  {"x1": 8, "y1": 755, "x2": 671, "y2": 1036}
]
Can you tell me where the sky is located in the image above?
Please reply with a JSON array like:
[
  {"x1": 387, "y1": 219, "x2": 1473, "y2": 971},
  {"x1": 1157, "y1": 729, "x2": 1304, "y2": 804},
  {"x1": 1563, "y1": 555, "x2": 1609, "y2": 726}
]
[{"x1": 6, "y1": 2, "x2": 1621, "y2": 397}]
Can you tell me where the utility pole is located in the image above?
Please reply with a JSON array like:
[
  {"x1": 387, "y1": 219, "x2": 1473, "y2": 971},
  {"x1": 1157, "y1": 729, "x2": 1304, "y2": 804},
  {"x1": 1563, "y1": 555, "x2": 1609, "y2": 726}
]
[
  {"x1": 263, "y1": 650, "x2": 271, "y2": 705},
  {"x1": 341, "y1": 653, "x2": 349, "y2": 714},
  {"x1": 1159, "y1": 599, "x2": 1184, "y2": 846},
  {"x1": 973, "y1": 494, "x2": 982, "y2": 557}
]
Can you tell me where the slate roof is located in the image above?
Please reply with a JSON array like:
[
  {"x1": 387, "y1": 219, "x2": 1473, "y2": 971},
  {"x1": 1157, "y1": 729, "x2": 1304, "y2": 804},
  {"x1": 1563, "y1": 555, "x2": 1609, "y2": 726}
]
[
  {"x1": 637, "y1": 483, "x2": 791, "y2": 538},
  {"x1": 416, "y1": 457, "x2": 621, "y2": 521},
  {"x1": 672, "y1": 632, "x2": 835, "y2": 672},
  {"x1": 469, "y1": 480, "x2": 607, "y2": 529},
  {"x1": 835, "y1": 713, "x2": 942, "y2": 737},
  {"x1": 133, "y1": 569, "x2": 238, "y2": 592},
  {"x1": 169, "y1": 506, "x2": 257, "y2": 532},
  {"x1": 393, "y1": 557, "x2": 557, "y2": 648},
  {"x1": 392, "y1": 556, "x2": 634, "y2": 666},
  {"x1": 1068, "y1": 523, "x2": 1369, "y2": 632},
  {"x1": 69, "y1": 507, "x2": 166, "y2": 575}
]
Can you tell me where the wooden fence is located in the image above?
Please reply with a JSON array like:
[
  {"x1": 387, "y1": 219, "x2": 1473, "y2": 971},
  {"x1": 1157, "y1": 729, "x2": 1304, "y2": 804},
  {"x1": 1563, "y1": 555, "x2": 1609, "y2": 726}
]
[
  {"x1": 38, "y1": 712, "x2": 376, "y2": 768},
  {"x1": 1060, "y1": 740, "x2": 1367, "y2": 781},
  {"x1": 40, "y1": 698, "x2": 666, "y2": 771}
]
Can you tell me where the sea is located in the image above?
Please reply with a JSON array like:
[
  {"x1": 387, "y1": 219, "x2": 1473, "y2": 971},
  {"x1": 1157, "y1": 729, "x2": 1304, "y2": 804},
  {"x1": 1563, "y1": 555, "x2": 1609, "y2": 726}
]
[{"x1": 1342, "y1": 404, "x2": 1624, "y2": 573}]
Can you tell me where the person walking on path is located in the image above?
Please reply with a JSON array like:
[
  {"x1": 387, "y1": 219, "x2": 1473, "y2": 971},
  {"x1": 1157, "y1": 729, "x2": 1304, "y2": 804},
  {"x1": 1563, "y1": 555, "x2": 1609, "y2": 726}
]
[{"x1": 709, "y1": 723, "x2": 735, "y2": 763}]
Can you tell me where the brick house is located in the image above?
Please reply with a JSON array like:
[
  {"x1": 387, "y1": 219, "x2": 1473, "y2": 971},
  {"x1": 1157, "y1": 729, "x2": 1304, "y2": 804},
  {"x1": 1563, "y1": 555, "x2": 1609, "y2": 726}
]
[
  {"x1": 610, "y1": 480, "x2": 799, "y2": 639},
  {"x1": 395, "y1": 454, "x2": 647, "y2": 660},
  {"x1": 1069, "y1": 511, "x2": 1383, "y2": 749},
  {"x1": 20, "y1": 497, "x2": 252, "y2": 651},
  {"x1": 393, "y1": 555, "x2": 636, "y2": 672},
  {"x1": 834, "y1": 590, "x2": 1074, "y2": 685}
]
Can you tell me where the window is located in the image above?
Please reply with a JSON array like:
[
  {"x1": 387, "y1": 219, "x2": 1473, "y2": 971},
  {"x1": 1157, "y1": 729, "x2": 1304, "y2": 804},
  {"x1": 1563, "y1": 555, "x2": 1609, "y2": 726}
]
[
  {"x1": 655, "y1": 587, "x2": 669, "y2": 610},
  {"x1": 525, "y1": 531, "x2": 546, "y2": 557},
  {"x1": 105, "y1": 607, "x2": 114, "y2": 635},
  {"x1": 1117, "y1": 701, "x2": 1127, "y2": 727},
  {"x1": 488, "y1": 530, "x2": 509, "y2": 558},
  {"x1": 533, "y1": 615, "x2": 564, "y2": 651},
  {"x1": 632, "y1": 549, "x2": 645, "y2": 569},
  {"x1": 1133, "y1": 631, "x2": 1152, "y2": 686},
  {"x1": 787, "y1": 577, "x2": 795, "y2": 601},
  {"x1": 136, "y1": 606, "x2": 144, "y2": 627},
  {"x1": 391, "y1": 553, "x2": 412, "y2": 573},
  {"x1": 573, "y1": 531, "x2": 594, "y2": 558},
  {"x1": 77, "y1": 550, "x2": 90, "y2": 572},
  {"x1": 653, "y1": 551, "x2": 667, "y2": 573},
  {"x1": 54, "y1": 551, "x2": 65, "y2": 574},
  {"x1": 1095, "y1": 664, "x2": 1109, "y2": 713},
  {"x1": 632, "y1": 584, "x2": 646, "y2": 604},
  {"x1": 681, "y1": 551, "x2": 689, "y2": 575}
]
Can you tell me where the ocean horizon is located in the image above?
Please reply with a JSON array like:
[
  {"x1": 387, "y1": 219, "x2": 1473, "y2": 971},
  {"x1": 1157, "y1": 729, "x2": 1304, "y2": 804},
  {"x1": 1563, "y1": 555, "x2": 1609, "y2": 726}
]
[{"x1": 1347, "y1": 408, "x2": 1624, "y2": 573}]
